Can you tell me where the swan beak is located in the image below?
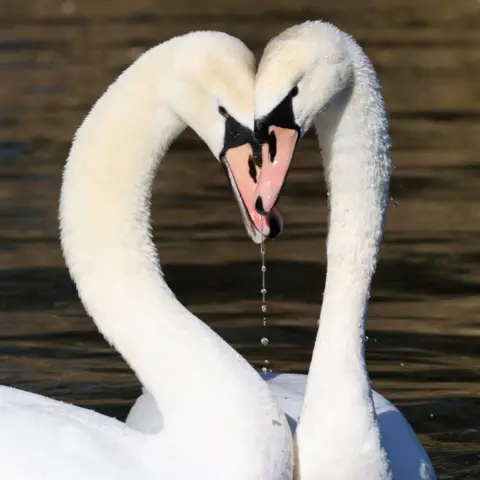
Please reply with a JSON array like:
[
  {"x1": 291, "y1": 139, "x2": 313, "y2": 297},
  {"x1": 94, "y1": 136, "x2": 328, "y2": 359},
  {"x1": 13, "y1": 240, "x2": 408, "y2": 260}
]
[
  {"x1": 254, "y1": 126, "x2": 298, "y2": 214},
  {"x1": 223, "y1": 144, "x2": 283, "y2": 243}
]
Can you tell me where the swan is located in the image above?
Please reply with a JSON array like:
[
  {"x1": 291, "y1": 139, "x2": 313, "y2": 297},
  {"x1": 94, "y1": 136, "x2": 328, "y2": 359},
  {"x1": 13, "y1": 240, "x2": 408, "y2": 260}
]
[
  {"x1": 251, "y1": 21, "x2": 436, "y2": 479},
  {"x1": 0, "y1": 31, "x2": 293, "y2": 480}
]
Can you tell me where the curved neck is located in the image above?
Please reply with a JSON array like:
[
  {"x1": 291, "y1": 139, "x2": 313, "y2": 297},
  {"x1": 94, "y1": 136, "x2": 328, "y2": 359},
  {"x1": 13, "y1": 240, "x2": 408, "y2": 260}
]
[
  {"x1": 296, "y1": 39, "x2": 392, "y2": 478},
  {"x1": 59, "y1": 46, "x2": 291, "y2": 472}
]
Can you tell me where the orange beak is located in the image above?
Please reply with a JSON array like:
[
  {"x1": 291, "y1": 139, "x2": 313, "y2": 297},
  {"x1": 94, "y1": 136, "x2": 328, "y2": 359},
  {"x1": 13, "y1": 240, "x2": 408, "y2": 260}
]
[
  {"x1": 253, "y1": 126, "x2": 298, "y2": 214},
  {"x1": 223, "y1": 143, "x2": 283, "y2": 243}
]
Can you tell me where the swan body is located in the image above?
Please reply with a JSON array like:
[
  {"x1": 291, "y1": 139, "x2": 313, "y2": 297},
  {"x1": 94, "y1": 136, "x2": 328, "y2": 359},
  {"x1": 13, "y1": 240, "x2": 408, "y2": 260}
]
[
  {"x1": 252, "y1": 22, "x2": 436, "y2": 480},
  {"x1": 0, "y1": 31, "x2": 293, "y2": 479},
  {"x1": 129, "y1": 373, "x2": 434, "y2": 480}
]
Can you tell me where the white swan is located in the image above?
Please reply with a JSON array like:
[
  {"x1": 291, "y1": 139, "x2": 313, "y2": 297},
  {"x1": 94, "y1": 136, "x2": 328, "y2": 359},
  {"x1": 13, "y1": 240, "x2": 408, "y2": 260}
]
[
  {"x1": 251, "y1": 21, "x2": 436, "y2": 479},
  {"x1": 0, "y1": 31, "x2": 293, "y2": 480},
  {"x1": 122, "y1": 23, "x2": 437, "y2": 480}
]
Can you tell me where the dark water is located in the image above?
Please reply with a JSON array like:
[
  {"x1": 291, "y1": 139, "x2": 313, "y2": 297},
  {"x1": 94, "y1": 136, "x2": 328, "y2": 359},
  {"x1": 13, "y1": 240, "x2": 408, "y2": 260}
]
[{"x1": 1, "y1": 1, "x2": 479, "y2": 478}]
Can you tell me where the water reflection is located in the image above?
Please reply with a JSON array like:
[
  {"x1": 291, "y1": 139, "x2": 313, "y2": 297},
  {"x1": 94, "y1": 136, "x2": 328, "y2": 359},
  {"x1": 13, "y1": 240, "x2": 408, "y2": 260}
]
[{"x1": 1, "y1": 1, "x2": 479, "y2": 478}]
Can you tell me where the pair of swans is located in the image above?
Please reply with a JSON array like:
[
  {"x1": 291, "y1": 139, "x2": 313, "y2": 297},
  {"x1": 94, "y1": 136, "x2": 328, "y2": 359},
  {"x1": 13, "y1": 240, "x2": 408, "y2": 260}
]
[{"x1": 0, "y1": 21, "x2": 436, "y2": 479}]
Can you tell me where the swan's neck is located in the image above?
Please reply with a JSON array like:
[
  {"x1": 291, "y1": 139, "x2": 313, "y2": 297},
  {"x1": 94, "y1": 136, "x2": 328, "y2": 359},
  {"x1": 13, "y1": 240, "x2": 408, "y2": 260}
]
[
  {"x1": 295, "y1": 41, "x2": 392, "y2": 479},
  {"x1": 60, "y1": 47, "x2": 291, "y2": 474}
]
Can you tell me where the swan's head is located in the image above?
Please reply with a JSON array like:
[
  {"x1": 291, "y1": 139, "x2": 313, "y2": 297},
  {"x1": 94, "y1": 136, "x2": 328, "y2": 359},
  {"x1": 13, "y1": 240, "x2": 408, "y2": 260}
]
[
  {"x1": 167, "y1": 31, "x2": 283, "y2": 243},
  {"x1": 253, "y1": 22, "x2": 353, "y2": 214}
]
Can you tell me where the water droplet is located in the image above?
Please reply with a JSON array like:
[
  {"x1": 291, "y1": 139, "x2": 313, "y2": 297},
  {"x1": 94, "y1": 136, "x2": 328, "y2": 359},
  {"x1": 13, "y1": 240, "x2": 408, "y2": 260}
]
[
  {"x1": 430, "y1": 413, "x2": 434, "y2": 418},
  {"x1": 259, "y1": 221, "x2": 271, "y2": 368},
  {"x1": 366, "y1": 335, "x2": 369, "y2": 341},
  {"x1": 400, "y1": 362, "x2": 404, "y2": 367},
  {"x1": 393, "y1": 201, "x2": 399, "y2": 208}
]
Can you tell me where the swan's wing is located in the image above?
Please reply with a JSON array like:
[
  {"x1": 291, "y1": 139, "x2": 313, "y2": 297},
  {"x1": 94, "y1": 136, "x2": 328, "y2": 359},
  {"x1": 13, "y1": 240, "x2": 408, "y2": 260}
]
[
  {"x1": 373, "y1": 391, "x2": 436, "y2": 480},
  {"x1": 0, "y1": 386, "x2": 146, "y2": 480}
]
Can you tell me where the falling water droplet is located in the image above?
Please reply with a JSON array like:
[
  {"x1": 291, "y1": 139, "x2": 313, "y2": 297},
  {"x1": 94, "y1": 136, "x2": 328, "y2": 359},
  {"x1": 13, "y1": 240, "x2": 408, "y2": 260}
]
[{"x1": 260, "y1": 218, "x2": 271, "y2": 369}]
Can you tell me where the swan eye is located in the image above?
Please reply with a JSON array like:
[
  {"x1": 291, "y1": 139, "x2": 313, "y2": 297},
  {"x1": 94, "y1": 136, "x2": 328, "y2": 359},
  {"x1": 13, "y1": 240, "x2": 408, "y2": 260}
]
[
  {"x1": 218, "y1": 106, "x2": 229, "y2": 117},
  {"x1": 290, "y1": 86, "x2": 299, "y2": 97}
]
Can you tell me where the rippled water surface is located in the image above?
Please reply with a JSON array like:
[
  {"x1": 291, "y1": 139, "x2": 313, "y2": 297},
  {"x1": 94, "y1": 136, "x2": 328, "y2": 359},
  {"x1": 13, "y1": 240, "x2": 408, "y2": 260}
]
[{"x1": 1, "y1": 1, "x2": 479, "y2": 478}]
